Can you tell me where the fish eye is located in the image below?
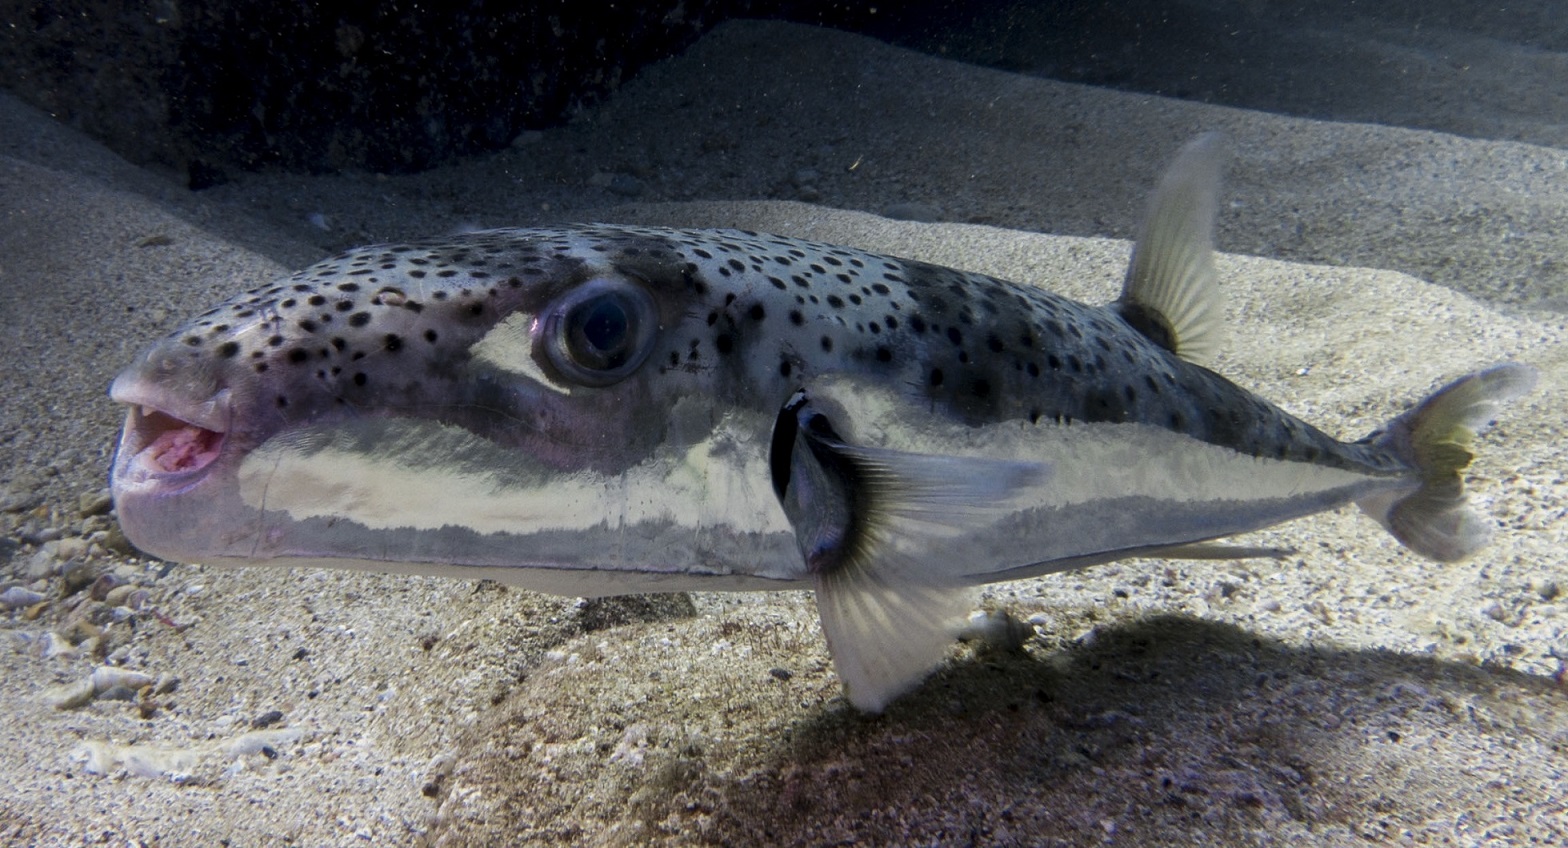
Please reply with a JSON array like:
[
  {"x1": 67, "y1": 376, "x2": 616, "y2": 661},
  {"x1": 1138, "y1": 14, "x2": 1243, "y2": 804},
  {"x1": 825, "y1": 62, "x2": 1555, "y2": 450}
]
[{"x1": 543, "y1": 278, "x2": 658, "y2": 386}]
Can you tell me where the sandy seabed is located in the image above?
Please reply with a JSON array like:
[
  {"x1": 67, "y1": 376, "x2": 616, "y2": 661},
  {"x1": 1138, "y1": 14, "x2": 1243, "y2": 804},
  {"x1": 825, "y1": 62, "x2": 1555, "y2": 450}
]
[{"x1": 1, "y1": 17, "x2": 1564, "y2": 847}]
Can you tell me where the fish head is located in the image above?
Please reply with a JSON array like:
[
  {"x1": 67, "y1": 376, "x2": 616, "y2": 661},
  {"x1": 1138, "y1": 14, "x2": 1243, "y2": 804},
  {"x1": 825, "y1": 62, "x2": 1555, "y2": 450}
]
[{"x1": 108, "y1": 226, "x2": 798, "y2": 584}]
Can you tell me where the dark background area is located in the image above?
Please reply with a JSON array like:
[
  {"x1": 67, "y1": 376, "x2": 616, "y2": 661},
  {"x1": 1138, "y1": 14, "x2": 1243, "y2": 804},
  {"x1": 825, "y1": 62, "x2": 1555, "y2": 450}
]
[{"x1": 3, "y1": 0, "x2": 1565, "y2": 188}]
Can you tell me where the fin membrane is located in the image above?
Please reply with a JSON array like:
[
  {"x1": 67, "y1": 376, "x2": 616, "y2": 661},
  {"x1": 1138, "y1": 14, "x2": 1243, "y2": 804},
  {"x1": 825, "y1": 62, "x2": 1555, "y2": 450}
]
[
  {"x1": 1117, "y1": 132, "x2": 1227, "y2": 366},
  {"x1": 771, "y1": 391, "x2": 1047, "y2": 711},
  {"x1": 1358, "y1": 363, "x2": 1538, "y2": 562}
]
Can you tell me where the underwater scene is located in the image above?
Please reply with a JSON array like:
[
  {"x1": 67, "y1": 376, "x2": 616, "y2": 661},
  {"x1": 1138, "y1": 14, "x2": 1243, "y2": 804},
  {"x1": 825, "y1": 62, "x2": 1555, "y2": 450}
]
[{"x1": 0, "y1": 1, "x2": 1563, "y2": 844}]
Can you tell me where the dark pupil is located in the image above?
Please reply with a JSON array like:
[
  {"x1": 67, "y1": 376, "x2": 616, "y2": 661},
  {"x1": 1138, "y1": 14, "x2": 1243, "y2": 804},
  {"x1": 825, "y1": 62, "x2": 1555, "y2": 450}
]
[{"x1": 575, "y1": 296, "x2": 630, "y2": 364}]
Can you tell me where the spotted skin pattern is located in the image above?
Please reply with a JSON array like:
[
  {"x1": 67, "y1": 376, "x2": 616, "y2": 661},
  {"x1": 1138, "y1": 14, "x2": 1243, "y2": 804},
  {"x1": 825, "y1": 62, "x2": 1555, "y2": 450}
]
[{"x1": 151, "y1": 223, "x2": 1390, "y2": 479}]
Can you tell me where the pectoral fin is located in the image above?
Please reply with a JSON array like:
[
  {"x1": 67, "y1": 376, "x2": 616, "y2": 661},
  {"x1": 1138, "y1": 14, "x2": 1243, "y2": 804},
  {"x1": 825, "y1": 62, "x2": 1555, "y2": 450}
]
[{"x1": 770, "y1": 390, "x2": 1048, "y2": 711}]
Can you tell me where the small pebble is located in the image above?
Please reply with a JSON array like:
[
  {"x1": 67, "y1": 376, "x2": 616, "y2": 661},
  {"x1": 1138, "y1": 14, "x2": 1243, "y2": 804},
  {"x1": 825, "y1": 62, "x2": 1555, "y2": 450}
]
[
  {"x1": 23, "y1": 550, "x2": 57, "y2": 581},
  {"x1": 100, "y1": 526, "x2": 136, "y2": 555},
  {"x1": 60, "y1": 560, "x2": 97, "y2": 594},
  {"x1": 39, "y1": 630, "x2": 76, "y2": 659},
  {"x1": 961, "y1": 609, "x2": 1031, "y2": 652},
  {"x1": 768, "y1": 667, "x2": 793, "y2": 682},
  {"x1": 46, "y1": 666, "x2": 156, "y2": 710},
  {"x1": 78, "y1": 490, "x2": 113, "y2": 518},
  {"x1": 55, "y1": 537, "x2": 89, "y2": 562},
  {"x1": 103, "y1": 584, "x2": 138, "y2": 607},
  {"x1": 0, "y1": 586, "x2": 45, "y2": 610},
  {"x1": 89, "y1": 573, "x2": 127, "y2": 601},
  {"x1": 252, "y1": 709, "x2": 286, "y2": 729},
  {"x1": 0, "y1": 486, "x2": 41, "y2": 513}
]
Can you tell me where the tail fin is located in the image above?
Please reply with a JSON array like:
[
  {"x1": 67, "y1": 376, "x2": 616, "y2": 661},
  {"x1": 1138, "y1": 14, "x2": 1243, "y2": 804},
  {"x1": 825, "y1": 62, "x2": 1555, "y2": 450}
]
[{"x1": 1358, "y1": 364, "x2": 1538, "y2": 561}]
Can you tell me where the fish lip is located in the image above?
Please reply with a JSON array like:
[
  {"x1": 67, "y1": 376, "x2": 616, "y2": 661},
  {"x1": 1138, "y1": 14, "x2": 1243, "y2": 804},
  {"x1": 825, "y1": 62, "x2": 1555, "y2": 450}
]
[{"x1": 109, "y1": 375, "x2": 234, "y2": 494}]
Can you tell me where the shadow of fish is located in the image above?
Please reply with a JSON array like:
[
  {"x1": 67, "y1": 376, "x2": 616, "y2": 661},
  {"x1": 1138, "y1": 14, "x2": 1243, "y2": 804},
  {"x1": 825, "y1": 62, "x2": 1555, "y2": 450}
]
[{"x1": 109, "y1": 135, "x2": 1537, "y2": 711}]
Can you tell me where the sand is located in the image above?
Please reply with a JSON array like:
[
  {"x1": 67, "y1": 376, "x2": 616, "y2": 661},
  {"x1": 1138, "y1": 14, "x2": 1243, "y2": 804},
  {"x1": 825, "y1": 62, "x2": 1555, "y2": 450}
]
[{"x1": 1, "y1": 17, "x2": 1564, "y2": 847}]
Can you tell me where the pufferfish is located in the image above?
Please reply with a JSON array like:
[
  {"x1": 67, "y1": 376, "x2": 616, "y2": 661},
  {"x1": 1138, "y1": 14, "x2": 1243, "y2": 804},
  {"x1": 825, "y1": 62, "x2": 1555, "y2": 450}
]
[{"x1": 108, "y1": 135, "x2": 1536, "y2": 710}]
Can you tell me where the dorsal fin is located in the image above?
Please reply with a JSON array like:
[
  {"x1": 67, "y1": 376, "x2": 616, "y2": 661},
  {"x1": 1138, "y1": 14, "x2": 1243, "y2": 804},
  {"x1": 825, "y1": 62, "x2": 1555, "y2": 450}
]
[{"x1": 1116, "y1": 133, "x2": 1227, "y2": 366}]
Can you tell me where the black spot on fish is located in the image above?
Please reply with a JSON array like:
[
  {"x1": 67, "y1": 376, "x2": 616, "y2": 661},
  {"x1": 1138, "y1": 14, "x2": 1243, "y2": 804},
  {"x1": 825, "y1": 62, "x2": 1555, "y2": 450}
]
[
  {"x1": 716, "y1": 334, "x2": 734, "y2": 354},
  {"x1": 217, "y1": 341, "x2": 240, "y2": 358},
  {"x1": 875, "y1": 346, "x2": 892, "y2": 362},
  {"x1": 789, "y1": 310, "x2": 804, "y2": 326},
  {"x1": 287, "y1": 349, "x2": 309, "y2": 364},
  {"x1": 354, "y1": 372, "x2": 367, "y2": 387},
  {"x1": 384, "y1": 334, "x2": 403, "y2": 352},
  {"x1": 749, "y1": 303, "x2": 766, "y2": 321},
  {"x1": 348, "y1": 312, "x2": 371, "y2": 327},
  {"x1": 929, "y1": 367, "x2": 944, "y2": 387},
  {"x1": 424, "y1": 329, "x2": 439, "y2": 344},
  {"x1": 820, "y1": 335, "x2": 833, "y2": 352}
]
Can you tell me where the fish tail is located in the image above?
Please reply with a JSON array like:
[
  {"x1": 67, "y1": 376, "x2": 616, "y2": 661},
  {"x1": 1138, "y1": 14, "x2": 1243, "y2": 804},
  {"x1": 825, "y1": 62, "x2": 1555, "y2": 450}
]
[{"x1": 1357, "y1": 363, "x2": 1537, "y2": 561}]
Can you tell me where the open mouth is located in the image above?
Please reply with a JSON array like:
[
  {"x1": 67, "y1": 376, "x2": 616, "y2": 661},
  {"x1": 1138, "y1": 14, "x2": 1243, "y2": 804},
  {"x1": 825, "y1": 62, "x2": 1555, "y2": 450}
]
[
  {"x1": 110, "y1": 377, "x2": 234, "y2": 487},
  {"x1": 129, "y1": 406, "x2": 227, "y2": 475}
]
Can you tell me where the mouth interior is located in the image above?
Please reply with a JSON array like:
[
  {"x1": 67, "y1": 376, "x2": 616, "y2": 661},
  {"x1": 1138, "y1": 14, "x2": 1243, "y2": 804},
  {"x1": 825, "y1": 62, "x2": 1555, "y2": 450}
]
[{"x1": 138, "y1": 408, "x2": 226, "y2": 475}]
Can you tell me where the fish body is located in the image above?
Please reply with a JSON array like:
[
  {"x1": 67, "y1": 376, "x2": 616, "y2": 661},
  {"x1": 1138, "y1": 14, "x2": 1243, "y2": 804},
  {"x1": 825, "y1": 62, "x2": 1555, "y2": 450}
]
[{"x1": 109, "y1": 137, "x2": 1536, "y2": 710}]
